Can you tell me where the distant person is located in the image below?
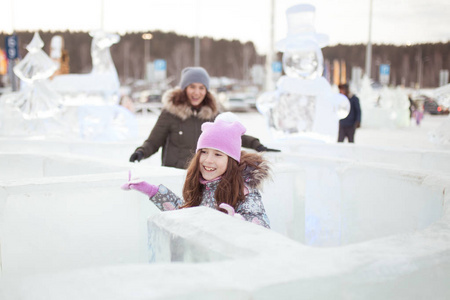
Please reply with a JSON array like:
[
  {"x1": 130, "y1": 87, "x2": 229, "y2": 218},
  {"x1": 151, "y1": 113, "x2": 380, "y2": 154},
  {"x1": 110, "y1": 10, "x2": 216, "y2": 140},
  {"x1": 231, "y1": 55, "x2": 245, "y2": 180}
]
[
  {"x1": 129, "y1": 66, "x2": 279, "y2": 169},
  {"x1": 122, "y1": 117, "x2": 271, "y2": 228},
  {"x1": 120, "y1": 95, "x2": 135, "y2": 113},
  {"x1": 337, "y1": 83, "x2": 361, "y2": 143},
  {"x1": 413, "y1": 103, "x2": 424, "y2": 126},
  {"x1": 408, "y1": 95, "x2": 416, "y2": 119}
]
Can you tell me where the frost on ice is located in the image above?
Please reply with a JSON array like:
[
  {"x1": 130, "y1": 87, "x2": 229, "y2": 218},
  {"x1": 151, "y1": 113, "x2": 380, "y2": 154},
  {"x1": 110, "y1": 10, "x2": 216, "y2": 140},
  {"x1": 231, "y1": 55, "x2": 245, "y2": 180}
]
[{"x1": 257, "y1": 4, "x2": 350, "y2": 142}]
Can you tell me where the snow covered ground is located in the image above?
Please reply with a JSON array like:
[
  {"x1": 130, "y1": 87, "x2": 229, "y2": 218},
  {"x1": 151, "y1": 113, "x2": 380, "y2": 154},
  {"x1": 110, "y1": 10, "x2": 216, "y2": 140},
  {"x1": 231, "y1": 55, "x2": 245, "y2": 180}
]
[
  {"x1": 1, "y1": 110, "x2": 450, "y2": 299},
  {"x1": 217, "y1": 110, "x2": 449, "y2": 150},
  {"x1": 135, "y1": 110, "x2": 450, "y2": 151},
  {"x1": 353, "y1": 114, "x2": 450, "y2": 150}
]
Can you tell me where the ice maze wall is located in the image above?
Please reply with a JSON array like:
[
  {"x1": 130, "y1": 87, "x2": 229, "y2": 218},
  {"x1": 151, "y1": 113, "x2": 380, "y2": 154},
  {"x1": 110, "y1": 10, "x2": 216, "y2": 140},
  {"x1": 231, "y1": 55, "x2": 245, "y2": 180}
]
[
  {"x1": 0, "y1": 153, "x2": 184, "y2": 278},
  {"x1": 1, "y1": 142, "x2": 450, "y2": 299}
]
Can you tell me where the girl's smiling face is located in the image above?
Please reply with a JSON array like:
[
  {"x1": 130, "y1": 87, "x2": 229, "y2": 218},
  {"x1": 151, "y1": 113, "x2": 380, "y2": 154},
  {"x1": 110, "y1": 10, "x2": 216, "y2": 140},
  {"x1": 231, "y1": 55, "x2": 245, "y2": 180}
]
[
  {"x1": 186, "y1": 83, "x2": 207, "y2": 107},
  {"x1": 199, "y1": 148, "x2": 228, "y2": 181}
]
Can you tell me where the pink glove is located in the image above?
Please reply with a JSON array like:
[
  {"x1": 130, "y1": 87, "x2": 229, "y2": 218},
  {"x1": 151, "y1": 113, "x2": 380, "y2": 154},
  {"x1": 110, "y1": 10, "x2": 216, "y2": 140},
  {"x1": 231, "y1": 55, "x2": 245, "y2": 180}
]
[
  {"x1": 219, "y1": 203, "x2": 245, "y2": 221},
  {"x1": 121, "y1": 171, "x2": 159, "y2": 198}
]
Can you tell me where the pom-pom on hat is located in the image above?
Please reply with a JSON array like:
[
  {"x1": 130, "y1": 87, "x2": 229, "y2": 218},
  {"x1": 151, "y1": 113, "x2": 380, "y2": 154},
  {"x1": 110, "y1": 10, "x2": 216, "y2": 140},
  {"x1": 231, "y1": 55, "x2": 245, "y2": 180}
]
[
  {"x1": 196, "y1": 119, "x2": 246, "y2": 162},
  {"x1": 215, "y1": 111, "x2": 241, "y2": 123},
  {"x1": 179, "y1": 67, "x2": 210, "y2": 90}
]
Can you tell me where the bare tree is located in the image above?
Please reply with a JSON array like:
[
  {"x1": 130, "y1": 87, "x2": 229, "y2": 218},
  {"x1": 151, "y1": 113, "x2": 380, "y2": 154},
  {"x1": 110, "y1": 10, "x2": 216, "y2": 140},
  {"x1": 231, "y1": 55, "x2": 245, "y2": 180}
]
[{"x1": 169, "y1": 42, "x2": 193, "y2": 83}]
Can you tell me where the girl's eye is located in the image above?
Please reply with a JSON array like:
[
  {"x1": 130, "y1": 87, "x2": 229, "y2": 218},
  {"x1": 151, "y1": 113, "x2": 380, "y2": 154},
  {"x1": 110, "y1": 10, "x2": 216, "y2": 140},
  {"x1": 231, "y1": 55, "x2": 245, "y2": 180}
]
[{"x1": 215, "y1": 153, "x2": 222, "y2": 157}]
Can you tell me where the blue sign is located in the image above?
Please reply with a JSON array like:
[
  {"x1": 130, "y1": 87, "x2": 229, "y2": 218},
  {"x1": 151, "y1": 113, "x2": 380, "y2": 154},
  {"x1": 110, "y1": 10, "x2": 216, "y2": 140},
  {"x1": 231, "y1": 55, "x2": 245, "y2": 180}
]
[
  {"x1": 380, "y1": 64, "x2": 390, "y2": 75},
  {"x1": 154, "y1": 59, "x2": 166, "y2": 71},
  {"x1": 5, "y1": 35, "x2": 19, "y2": 60},
  {"x1": 272, "y1": 61, "x2": 282, "y2": 73},
  {"x1": 379, "y1": 64, "x2": 390, "y2": 85}
]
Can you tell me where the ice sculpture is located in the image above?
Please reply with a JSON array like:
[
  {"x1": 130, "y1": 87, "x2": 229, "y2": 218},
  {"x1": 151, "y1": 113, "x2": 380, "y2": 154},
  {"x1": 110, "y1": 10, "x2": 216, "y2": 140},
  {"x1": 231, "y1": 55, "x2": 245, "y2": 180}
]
[
  {"x1": 257, "y1": 4, "x2": 349, "y2": 142},
  {"x1": 1, "y1": 32, "x2": 62, "y2": 119},
  {"x1": 50, "y1": 35, "x2": 63, "y2": 71},
  {"x1": 50, "y1": 35, "x2": 70, "y2": 76},
  {"x1": 0, "y1": 32, "x2": 137, "y2": 141},
  {"x1": 357, "y1": 76, "x2": 410, "y2": 129},
  {"x1": 49, "y1": 30, "x2": 121, "y2": 105}
]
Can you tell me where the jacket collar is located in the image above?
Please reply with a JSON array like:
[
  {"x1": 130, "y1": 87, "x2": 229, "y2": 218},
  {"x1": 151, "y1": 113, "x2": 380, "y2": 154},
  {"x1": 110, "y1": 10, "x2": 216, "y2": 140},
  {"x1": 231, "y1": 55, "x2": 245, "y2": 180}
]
[
  {"x1": 162, "y1": 88, "x2": 218, "y2": 121},
  {"x1": 199, "y1": 176, "x2": 222, "y2": 185}
]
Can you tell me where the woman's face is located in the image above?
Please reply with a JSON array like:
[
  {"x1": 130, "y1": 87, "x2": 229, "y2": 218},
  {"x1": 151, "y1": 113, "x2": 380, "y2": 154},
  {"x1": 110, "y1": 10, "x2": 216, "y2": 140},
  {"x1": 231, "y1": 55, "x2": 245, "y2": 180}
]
[
  {"x1": 199, "y1": 148, "x2": 228, "y2": 181},
  {"x1": 186, "y1": 83, "x2": 207, "y2": 107}
]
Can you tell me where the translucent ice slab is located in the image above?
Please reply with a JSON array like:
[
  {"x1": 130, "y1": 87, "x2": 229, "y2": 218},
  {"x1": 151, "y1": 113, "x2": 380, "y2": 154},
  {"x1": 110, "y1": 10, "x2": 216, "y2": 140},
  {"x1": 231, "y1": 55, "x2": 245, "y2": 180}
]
[
  {"x1": 6, "y1": 201, "x2": 450, "y2": 300},
  {"x1": 1, "y1": 145, "x2": 449, "y2": 299},
  {"x1": 0, "y1": 154, "x2": 184, "y2": 279}
]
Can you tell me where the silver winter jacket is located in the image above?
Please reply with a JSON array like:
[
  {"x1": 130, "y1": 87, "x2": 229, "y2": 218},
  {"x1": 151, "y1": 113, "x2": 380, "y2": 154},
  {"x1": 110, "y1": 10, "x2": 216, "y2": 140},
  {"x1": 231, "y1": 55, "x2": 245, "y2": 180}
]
[{"x1": 149, "y1": 153, "x2": 271, "y2": 228}]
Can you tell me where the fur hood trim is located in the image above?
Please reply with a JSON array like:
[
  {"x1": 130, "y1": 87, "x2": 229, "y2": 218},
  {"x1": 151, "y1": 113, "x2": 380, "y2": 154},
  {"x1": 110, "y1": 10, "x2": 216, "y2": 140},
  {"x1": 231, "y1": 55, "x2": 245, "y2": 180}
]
[
  {"x1": 161, "y1": 88, "x2": 218, "y2": 121},
  {"x1": 240, "y1": 152, "x2": 271, "y2": 190}
]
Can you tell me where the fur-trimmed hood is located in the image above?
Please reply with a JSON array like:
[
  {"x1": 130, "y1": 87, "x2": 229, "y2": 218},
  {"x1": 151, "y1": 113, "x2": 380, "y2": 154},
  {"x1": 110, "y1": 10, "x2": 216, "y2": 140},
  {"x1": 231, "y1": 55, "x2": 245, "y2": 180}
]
[
  {"x1": 240, "y1": 152, "x2": 271, "y2": 190},
  {"x1": 161, "y1": 88, "x2": 218, "y2": 121}
]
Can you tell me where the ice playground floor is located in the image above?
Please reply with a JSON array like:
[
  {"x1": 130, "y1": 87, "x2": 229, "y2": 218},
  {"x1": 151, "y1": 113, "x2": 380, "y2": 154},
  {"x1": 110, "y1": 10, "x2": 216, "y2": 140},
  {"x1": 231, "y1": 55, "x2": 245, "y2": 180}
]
[{"x1": 1, "y1": 112, "x2": 450, "y2": 300}]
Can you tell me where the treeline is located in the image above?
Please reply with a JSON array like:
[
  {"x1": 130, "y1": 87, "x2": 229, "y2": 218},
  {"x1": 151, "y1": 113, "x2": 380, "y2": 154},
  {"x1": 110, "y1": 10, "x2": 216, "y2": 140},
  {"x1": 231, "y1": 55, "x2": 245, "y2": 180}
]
[
  {"x1": 0, "y1": 30, "x2": 265, "y2": 86},
  {"x1": 2, "y1": 30, "x2": 449, "y2": 88},
  {"x1": 322, "y1": 43, "x2": 450, "y2": 88}
]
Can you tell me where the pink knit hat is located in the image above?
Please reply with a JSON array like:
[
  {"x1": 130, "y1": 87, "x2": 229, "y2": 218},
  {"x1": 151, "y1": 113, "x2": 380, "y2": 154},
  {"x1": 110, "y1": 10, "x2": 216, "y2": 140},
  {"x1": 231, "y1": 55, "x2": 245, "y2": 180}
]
[{"x1": 196, "y1": 119, "x2": 246, "y2": 162}]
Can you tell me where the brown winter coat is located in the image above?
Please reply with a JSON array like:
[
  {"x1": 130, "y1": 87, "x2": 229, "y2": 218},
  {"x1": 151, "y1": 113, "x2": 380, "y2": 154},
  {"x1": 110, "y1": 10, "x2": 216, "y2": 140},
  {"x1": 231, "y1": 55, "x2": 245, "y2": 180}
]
[{"x1": 135, "y1": 88, "x2": 264, "y2": 169}]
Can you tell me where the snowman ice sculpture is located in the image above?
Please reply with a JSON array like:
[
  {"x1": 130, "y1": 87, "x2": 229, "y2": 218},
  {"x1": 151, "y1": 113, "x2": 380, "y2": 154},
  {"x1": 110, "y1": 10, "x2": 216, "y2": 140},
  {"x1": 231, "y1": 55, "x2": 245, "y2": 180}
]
[{"x1": 257, "y1": 4, "x2": 350, "y2": 142}]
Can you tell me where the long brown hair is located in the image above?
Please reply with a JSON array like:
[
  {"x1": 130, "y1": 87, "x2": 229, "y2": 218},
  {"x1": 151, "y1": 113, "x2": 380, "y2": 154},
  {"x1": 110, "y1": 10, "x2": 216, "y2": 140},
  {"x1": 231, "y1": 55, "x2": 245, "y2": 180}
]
[
  {"x1": 171, "y1": 88, "x2": 217, "y2": 111},
  {"x1": 181, "y1": 151, "x2": 246, "y2": 209}
]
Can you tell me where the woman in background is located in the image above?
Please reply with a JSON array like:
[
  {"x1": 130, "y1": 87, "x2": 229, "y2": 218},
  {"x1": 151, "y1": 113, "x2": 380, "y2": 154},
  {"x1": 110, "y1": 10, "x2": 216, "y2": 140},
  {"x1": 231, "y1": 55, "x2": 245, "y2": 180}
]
[{"x1": 129, "y1": 66, "x2": 279, "y2": 169}]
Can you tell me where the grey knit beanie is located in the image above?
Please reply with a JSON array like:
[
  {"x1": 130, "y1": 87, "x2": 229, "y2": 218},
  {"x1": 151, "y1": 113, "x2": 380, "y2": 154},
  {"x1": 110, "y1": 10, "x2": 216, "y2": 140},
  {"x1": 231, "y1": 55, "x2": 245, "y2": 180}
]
[{"x1": 179, "y1": 67, "x2": 210, "y2": 90}]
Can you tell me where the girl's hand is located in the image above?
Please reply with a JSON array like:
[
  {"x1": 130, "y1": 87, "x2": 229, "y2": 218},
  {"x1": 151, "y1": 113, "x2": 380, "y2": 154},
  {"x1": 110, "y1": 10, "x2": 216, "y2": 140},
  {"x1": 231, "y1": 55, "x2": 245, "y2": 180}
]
[
  {"x1": 121, "y1": 171, "x2": 158, "y2": 197},
  {"x1": 219, "y1": 203, "x2": 245, "y2": 221}
]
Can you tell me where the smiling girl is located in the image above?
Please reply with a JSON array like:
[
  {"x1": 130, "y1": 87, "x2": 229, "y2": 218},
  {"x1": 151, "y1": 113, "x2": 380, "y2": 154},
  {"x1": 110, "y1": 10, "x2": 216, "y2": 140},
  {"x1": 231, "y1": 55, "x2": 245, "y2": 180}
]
[{"x1": 122, "y1": 117, "x2": 271, "y2": 228}]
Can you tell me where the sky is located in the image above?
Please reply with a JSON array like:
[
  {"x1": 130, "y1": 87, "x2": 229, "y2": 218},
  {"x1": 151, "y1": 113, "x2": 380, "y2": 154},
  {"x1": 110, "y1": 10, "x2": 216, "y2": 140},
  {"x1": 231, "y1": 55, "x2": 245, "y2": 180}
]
[{"x1": 1, "y1": 0, "x2": 450, "y2": 54}]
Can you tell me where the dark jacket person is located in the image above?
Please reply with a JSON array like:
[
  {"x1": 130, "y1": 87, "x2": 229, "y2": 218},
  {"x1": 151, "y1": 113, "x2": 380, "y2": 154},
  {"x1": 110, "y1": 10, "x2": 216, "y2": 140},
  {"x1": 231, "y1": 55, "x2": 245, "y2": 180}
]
[
  {"x1": 129, "y1": 67, "x2": 277, "y2": 169},
  {"x1": 338, "y1": 83, "x2": 361, "y2": 143}
]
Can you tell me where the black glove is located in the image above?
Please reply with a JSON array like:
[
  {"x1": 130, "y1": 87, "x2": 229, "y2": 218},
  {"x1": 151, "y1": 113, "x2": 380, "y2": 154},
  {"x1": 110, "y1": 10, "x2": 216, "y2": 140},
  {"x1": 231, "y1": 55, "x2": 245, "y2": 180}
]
[
  {"x1": 129, "y1": 150, "x2": 144, "y2": 162},
  {"x1": 256, "y1": 145, "x2": 281, "y2": 152}
]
